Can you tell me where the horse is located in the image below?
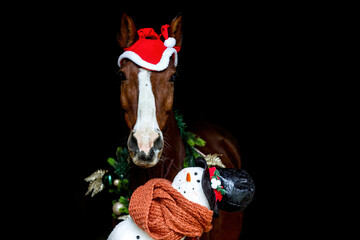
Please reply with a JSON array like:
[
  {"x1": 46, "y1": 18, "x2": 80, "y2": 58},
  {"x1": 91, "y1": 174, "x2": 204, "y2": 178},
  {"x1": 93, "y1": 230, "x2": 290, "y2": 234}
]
[{"x1": 117, "y1": 13, "x2": 244, "y2": 240}]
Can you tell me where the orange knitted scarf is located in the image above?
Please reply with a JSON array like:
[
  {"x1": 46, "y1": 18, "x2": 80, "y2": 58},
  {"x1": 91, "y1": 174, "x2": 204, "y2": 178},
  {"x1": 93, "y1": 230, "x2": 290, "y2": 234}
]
[{"x1": 129, "y1": 178, "x2": 213, "y2": 240}]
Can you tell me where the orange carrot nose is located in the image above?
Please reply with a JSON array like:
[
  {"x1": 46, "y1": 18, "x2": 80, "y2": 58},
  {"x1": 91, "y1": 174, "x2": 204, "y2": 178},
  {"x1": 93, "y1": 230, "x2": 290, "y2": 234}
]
[{"x1": 186, "y1": 172, "x2": 191, "y2": 182}]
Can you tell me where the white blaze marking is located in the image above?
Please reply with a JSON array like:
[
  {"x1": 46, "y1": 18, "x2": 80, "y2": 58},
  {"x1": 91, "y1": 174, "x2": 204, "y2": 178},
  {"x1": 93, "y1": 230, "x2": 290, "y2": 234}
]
[{"x1": 133, "y1": 68, "x2": 161, "y2": 155}]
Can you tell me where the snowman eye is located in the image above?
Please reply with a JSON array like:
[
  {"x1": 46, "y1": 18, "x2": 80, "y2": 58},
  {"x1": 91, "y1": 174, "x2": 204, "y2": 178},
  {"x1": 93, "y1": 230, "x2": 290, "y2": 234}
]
[
  {"x1": 136, "y1": 236, "x2": 140, "y2": 239},
  {"x1": 194, "y1": 172, "x2": 198, "y2": 175}
]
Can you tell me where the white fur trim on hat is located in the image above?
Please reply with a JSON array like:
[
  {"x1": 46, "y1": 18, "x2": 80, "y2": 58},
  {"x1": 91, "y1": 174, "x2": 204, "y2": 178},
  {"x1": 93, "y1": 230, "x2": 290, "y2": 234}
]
[{"x1": 117, "y1": 48, "x2": 178, "y2": 71}]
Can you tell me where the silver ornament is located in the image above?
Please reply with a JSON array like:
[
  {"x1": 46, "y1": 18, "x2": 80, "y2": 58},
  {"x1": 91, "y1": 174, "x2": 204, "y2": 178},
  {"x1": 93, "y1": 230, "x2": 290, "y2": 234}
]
[
  {"x1": 112, "y1": 202, "x2": 124, "y2": 215},
  {"x1": 113, "y1": 179, "x2": 120, "y2": 186}
]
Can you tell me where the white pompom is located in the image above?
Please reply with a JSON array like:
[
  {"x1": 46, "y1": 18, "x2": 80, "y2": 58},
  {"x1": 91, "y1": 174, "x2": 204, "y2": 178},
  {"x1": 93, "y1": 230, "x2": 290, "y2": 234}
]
[
  {"x1": 164, "y1": 37, "x2": 176, "y2": 48},
  {"x1": 211, "y1": 178, "x2": 221, "y2": 189}
]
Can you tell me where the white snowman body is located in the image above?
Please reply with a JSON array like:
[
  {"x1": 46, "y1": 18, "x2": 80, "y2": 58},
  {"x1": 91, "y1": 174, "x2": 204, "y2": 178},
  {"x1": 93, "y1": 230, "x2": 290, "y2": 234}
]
[
  {"x1": 107, "y1": 218, "x2": 152, "y2": 240},
  {"x1": 107, "y1": 167, "x2": 209, "y2": 240}
]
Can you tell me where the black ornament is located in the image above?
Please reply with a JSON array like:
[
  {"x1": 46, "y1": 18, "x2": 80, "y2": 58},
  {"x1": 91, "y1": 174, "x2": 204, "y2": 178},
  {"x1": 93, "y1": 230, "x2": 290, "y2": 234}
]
[{"x1": 102, "y1": 172, "x2": 115, "y2": 187}]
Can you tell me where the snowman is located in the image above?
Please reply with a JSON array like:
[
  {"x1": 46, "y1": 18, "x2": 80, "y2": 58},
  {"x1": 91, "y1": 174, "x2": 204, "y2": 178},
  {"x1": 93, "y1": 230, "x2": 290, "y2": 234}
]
[
  {"x1": 107, "y1": 157, "x2": 255, "y2": 240},
  {"x1": 107, "y1": 217, "x2": 152, "y2": 240}
]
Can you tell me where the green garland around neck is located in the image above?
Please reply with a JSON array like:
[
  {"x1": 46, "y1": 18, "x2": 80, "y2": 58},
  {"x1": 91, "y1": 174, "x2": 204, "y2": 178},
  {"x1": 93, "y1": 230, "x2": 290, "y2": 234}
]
[{"x1": 173, "y1": 110, "x2": 206, "y2": 167}]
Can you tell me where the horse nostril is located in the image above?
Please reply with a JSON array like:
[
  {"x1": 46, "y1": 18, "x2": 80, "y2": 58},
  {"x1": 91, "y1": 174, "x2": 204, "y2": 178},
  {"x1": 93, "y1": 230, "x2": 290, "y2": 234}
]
[
  {"x1": 128, "y1": 132, "x2": 139, "y2": 153},
  {"x1": 137, "y1": 149, "x2": 154, "y2": 162},
  {"x1": 153, "y1": 136, "x2": 163, "y2": 150}
]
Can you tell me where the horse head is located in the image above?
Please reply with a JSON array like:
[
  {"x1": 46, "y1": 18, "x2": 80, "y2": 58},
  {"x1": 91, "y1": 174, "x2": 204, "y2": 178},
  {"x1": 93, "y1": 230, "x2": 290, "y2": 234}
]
[{"x1": 117, "y1": 13, "x2": 182, "y2": 168}]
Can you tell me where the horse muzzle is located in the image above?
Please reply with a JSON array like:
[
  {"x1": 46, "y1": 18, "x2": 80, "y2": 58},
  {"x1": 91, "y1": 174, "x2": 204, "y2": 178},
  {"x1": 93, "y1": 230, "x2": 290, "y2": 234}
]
[{"x1": 127, "y1": 130, "x2": 164, "y2": 168}]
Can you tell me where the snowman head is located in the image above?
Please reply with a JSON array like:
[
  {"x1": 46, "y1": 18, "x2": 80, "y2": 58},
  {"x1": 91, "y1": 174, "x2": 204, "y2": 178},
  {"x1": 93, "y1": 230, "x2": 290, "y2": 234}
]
[
  {"x1": 172, "y1": 167, "x2": 210, "y2": 209},
  {"x1": 171, "y1": 157, "x2": 255, "y2": 217}
]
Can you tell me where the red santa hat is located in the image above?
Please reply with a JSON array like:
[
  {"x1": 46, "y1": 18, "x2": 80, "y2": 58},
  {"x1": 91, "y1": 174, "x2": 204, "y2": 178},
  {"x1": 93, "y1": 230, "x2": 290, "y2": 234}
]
[{"x1": 117, "y1": 24, "x2": 181, "y2": 71}]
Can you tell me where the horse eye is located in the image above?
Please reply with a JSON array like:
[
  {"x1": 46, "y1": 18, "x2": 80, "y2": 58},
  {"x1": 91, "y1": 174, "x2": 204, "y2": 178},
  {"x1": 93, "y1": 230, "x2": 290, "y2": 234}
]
[
  {"x1": 169, "y1": 73, "x2": 177, "y2": 82},
  {"x1": 117, "y1": 71, "x2": 127, "y2": 81}
]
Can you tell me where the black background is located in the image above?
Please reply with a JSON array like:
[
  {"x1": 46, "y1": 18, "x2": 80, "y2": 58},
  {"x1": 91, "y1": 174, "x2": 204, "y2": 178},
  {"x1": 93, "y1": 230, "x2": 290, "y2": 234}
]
[{"x1": 8, "y1": 2, "x2": 337, "y2": 239}]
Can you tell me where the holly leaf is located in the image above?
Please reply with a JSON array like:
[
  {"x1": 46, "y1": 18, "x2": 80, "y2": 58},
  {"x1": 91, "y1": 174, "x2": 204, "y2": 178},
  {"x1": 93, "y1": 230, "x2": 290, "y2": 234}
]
[
  {"x1": 119, "y1": 206, "x2": 129, "y2": 214},
  {"x1": 220, "y1": 189, "x2": 226, "y2": 195},
  {"x1": 214, "y1": 170, "x2": 220, "y2": 178},
  {"x1": 107, "y1": 157, "x2": 117, "y2": 168},
  {"x1": 187, "y1": 138, "x2": 195, "y2": 146},
  {"x1": 119, "y1": 196, "x2": 129, "y2": 206},
  {"x1": 194, "y1": 137, "x2": 206, "y2": 147}
]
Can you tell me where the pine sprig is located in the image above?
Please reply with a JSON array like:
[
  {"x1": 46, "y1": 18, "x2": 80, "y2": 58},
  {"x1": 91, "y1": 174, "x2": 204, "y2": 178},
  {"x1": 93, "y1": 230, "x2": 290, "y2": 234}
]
[
  {"x1": 174, "y1": 110, "x2": 206, "y2": 167},
  {"x1": 106, "y1": 146, "x2": 132, "y2": 218},
  {"x1": 107, "y1": 147, "x2": 130, "y2": 179}
]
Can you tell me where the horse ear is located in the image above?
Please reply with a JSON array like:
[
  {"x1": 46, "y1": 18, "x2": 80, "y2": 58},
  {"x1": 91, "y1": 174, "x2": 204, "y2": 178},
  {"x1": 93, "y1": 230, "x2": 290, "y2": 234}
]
[
  {"x1": 117, "y1": 13, "x2": 137, "y2": 49},
  {"x1": 169, "y1": 13, "x2": 182, "y2": 47}
]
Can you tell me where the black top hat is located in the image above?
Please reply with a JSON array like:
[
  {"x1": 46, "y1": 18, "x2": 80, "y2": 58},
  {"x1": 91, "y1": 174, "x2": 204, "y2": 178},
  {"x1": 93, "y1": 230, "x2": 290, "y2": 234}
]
[{"x1": 194, "y1": 157, "x2": 255, "y2": 217}]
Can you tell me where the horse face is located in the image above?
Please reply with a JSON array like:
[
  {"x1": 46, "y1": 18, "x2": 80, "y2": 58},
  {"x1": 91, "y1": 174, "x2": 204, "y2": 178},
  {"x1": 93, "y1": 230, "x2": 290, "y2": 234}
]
[
  {"x1": 117, "y1": 13, "x2": 182, "y2": 168},
  {"x1": 119, "y1": 60, "x2": 176, "y2": 167}
]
